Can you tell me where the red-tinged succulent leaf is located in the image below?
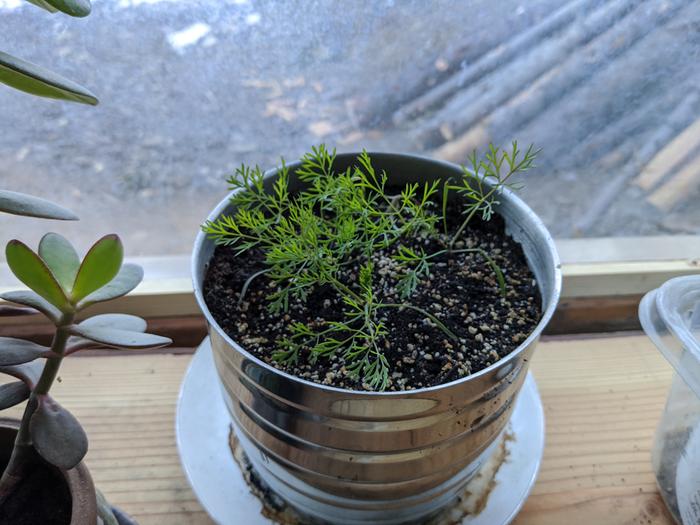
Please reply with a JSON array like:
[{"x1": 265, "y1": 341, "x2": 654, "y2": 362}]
[
  {"x1": 80, "y1": 314, "x2": 147, "y2": 333},
  {"x1": 0, "y1": 337, "x2": 50, "y2": 366},
  {"x1": 71, "y1": 235, "x2": 123, "y2": 303},
  {"x1": 5, "y1": 240, "x2": 70, "y2": 311},
  {"x1": 0, "y1": 361, "x2": 43, "y2": 388},
  {"x1": 77, "y1": 263, "x2": 143, "y2": 310},
  {"x1": 0, "y1": 190, "x2": 78, "y2": 220},
  {"x1": 30, "y1": 396, "x2": 88, "y2": 470},
  {"x1": 69, "y1": 325, "x2": 171, "y2": 350},
  {"x1": 0, "y1": 305, "x2": 37, "y2": 317},
  {"x1": 39, "y1": 233, "x2": 80, "y2": 293},
  {"x1": 0, "y1": 381, "x2": 30, "y2": 410},
  {"x1": 0, "y1": 290, "x2": 62, "y2": 323}
]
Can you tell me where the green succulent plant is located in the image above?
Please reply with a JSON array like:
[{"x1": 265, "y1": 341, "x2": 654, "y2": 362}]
[
  {"x1": 0, "y1": 126, "x2": 159, "y2": 525},
  {"x1": 0, "y1": 231, "x2": 171, "y2": 523},
  {"x1": 0, "y1": 0, "x2": 97, "y2": 105},
  {"x1": 0, "y1": 158, "x2": 158, "y2": 525},
  {"x1": 0, "y1": 3, "x2": 152, "y2": 522}
]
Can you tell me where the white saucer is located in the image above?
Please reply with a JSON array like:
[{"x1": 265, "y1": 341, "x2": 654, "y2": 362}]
[{"x1": 176, "y1": 338, "x2": 545, "y2": 525}]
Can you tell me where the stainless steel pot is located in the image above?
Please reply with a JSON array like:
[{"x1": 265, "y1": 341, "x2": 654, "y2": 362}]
[{"x1": 192, "y1": 152, "x2": 561, "y2": 525}]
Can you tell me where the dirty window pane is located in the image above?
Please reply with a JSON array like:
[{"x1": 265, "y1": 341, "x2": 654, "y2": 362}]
[{"x1": 0, "y1": 0, "x2": 697, "y2": 258}]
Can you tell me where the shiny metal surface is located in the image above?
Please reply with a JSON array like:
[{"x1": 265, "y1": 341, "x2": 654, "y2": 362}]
[
  {"x1": 176, "y1": 338, "x2": 546, "y2": 525},
  {"x1": 191, "y1": 153, "x2": 562, "y2": 525}
]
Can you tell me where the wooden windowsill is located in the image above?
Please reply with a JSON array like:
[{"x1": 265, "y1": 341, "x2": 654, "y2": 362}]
[
  {"x1": 0, "y1": 236, "x2": 699, "y2": 341},
  {"x1": 0, "y1": 333, "x2": 674, "y2": 524}
]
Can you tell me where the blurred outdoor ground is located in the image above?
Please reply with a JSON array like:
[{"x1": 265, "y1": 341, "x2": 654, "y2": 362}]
[{"x1": 1, "y1": 0, "x2": 699, "y2": 256}]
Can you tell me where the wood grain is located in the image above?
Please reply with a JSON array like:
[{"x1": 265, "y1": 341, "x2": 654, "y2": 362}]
[
  {"x1": 518, "y1": 334, "x2": 675, "y2": 525},
  {"x1": 0, "y1": 334, "x2": 675, "y2": 524}
]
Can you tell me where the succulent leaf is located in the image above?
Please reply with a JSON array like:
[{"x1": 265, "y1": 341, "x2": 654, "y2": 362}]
[
  {"x1": 0, "y1": 381, "x2": 30, "y2": 410},
  {"x1": 69, "y1": 325, "x2": 171, "y2": 350},
  {"x1": 0, "y1": 305, "x2": 37, "y2": 317},
  {"x1": 1, "y1": 290, "x2": 62, "y2": 323},
  {"x1": 0, "y1": 51, "x2": 98, "y2": 106},
  {"x1": 30, "y1": 396, "x2": 88, "y2": 470},
  {"x1": 77, "y1": 263, "x2": 143, "y2": 310},
  {"x1": 5, "y1": 240, "x2": 70, "y2": 312},
  {"x1": 25, "y1": 0, "x2": 91, "y2": 17},
  {"x1": 0, "y1": 361, "x2": 43, "y2": 388},
  {"x1": 0, "y1": 337, "x2": 49, "y2": 366},
  {"x1": 39, "y1": 233, "x2": 80, "y2": 292},
  {"x1": 80, "y1": 314, "x2": 147, "y2": 333},
  {"x1": 0, "y1": 190, "x2": 77, "y2": 220},
  {"x1": 66, "y1": 314, "x2": 150, "y2": 354},
  {"x1": 71, "y1": 235, "x2": 123, "y2": 303},
  {"x1": 65, "y1": 336, "x2": 100, "y2": 353},
  {"x1": 24, "y1": 0, "x2": 59, "y2": 13}
]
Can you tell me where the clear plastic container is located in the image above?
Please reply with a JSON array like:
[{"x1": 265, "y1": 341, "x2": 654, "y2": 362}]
[{"x1": 640, "y1": 275, "x2": 700, "y2": 525}]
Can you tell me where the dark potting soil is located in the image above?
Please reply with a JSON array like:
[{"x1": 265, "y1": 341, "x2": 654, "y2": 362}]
[
  {"x1": 0, "y1": 459, "x2": 72, "y2": 525},
  {"x1": 203, "y1": 201, "x2": 542, "y2": 391}
]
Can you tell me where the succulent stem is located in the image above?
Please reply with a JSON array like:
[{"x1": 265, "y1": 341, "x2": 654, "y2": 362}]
[{"x1": 0, "y1": 311, "x2": 73, "y2": 506}]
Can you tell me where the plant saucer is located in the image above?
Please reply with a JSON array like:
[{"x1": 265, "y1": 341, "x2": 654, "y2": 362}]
[{"x1": 176, "y1": 338, "x2": 545, "y2": 525}]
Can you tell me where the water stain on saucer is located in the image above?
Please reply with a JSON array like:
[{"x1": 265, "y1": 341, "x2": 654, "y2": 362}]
[
  {"x1": 428, "y1": 432, "x2": 513, "y2": 525},
  {"x1": 229, "y1": 427, "x2": 513, "y2": 524}
]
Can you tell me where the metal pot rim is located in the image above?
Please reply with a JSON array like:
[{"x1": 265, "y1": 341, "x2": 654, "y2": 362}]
[{"x1": 192, "y1": 151, "x2": 562, "y2": 396}]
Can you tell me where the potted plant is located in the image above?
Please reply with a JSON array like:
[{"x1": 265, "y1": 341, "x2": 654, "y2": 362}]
[
  {"x1": 0, "y1": 4, "x2": 172, "y2": 523},
  {"x1": 192, "y1": 144, "x2": 561, "y2": 523},
  {"x1": 0, "y1": 228, "x2": 172, "y2": 525},
  {"x1": 0, "y1": 191, "x2": 173, "y2": 524}
]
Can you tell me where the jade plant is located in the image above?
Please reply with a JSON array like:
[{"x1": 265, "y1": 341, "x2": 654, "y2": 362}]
[
  {"x1": 0, "y1": 0, "x2": 96, "y2": 234},
  {"x1": 0, "y1": 146, "x2": 167, "y2": 525},
  {"x1": 0, "y1": 3, "x2": 155, "y2": 523},
  {"x1": 204, "y1": 143, "x2": 537, "y2": 390},
  {"x1": 0, "y1": 192, "x2": 78, "y2": 319},
  {"x1": 0, "y1": 0, "x2": 98, "y2": 105},
  {"x1": 0, "y1": 232, "x2": 171, "y2": 523}
]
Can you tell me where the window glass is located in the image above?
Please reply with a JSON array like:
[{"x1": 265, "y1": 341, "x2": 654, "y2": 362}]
[{"x1": 0, "y1": 0, "x2": 697, "y2": 258}]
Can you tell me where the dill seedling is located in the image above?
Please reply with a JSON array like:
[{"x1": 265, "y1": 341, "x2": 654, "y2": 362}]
[
  {"x1": 446, "y1": 141, "x2": 538, "y2": 248},
  {"x1": 393, "y1": 246, "x2": 431, "y2": 300},
  {"x1": 204, "y1": 143, "x2": 536, "y2": 391},
  {"x1": 204, "y1": 145, "x2": 441, "y2": 387},
  {"x1": 393, "y1": 245, "x2": 506, "y2": 299}
]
